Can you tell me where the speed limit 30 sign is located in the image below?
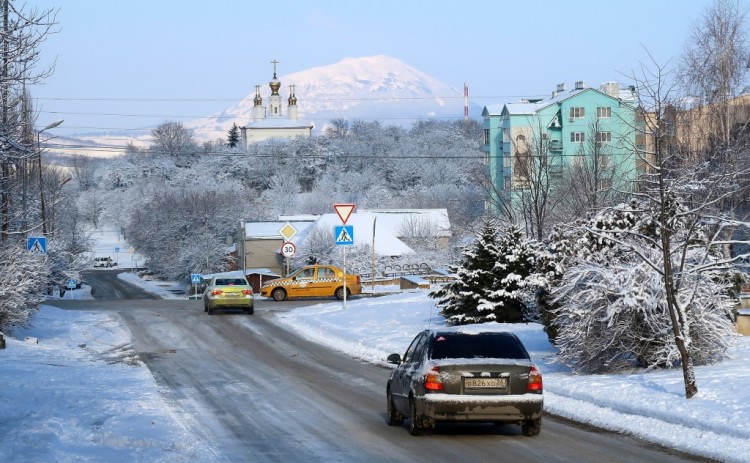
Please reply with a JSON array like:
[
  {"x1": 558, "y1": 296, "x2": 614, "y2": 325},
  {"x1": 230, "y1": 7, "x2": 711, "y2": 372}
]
[{"x1": 281, "y1": 242, "x2": 296, "y2": 258}]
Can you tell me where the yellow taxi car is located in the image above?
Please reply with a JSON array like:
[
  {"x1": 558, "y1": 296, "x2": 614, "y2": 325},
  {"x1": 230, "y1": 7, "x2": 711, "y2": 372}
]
[{"x1": 260, "y1": 265, "x2": 362, "y2": 301}]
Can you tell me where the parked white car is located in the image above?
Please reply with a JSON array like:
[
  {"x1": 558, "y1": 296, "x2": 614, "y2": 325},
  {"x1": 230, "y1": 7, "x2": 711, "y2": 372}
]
[{"x1": 93, "y1": 257, "x2": 116, "y2": 268}]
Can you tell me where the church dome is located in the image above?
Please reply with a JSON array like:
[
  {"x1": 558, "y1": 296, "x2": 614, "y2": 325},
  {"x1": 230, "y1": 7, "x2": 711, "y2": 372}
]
[{"x1": 269, "y1": 74, "x2": 281, "y2": 96}]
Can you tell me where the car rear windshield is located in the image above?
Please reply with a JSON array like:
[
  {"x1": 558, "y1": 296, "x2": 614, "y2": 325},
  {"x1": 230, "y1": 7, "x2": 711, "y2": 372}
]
[
  {"x1": 429, "y1": 333, "x2": 529, "y2": 360},
  {"x1": 216, "y1": 279, "x2": 247, "y2": 286}
]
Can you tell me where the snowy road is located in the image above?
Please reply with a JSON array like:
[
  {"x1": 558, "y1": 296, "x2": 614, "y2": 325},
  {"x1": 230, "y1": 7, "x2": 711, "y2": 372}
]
[{"x1": 48, "y1": 275, "x2": 710, "y2": 462}]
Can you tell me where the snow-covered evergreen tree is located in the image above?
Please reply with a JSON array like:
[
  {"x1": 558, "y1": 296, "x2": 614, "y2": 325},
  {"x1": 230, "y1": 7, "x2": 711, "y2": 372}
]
[
  {"x1": 430, "y1": 221, "x2": 541, "y2": 325},
  {"x1": 226, "y1": 123, "x2": 240, "y2": 148}
]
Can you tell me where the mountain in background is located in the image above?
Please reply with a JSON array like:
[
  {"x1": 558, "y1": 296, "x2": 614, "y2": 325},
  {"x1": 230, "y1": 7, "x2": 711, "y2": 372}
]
[
  {"x1": 189, "y1": 55, "x2": 480, "y2": 141},
  {"x1": 70, "y1": 56, "x2": 481, "y2": 154}
]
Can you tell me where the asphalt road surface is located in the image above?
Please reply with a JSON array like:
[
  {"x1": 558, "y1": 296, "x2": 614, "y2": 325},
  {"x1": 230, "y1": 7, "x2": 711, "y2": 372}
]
[{"x1": 48, "y1": 271, "x2": 711, "y2": 462}]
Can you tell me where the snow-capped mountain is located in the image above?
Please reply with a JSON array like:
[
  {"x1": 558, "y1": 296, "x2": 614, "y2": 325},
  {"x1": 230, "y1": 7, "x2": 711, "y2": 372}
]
[{"x1": 189, "y1": 55, "x2": 475, "y2": 140}]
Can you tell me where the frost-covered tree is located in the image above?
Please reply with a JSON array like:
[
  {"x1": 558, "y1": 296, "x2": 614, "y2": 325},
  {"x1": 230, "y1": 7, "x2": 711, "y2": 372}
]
[
  {"x1": 123, "y1": 188, "x2": 242, "y2": 279},
  {"x1": 541, "y1": 53, "x2": 749, "y2": 400},
  {"x1": 291, "y1": 224, "x2": 336, "y2": 267},
  {"x1": 150, "y1": 121, "x2": 197, "y2": 157},
  {"x1": 0, "y1": 240, "x2": 46, "y2": 330},
  {"x1": 431, "y1": 220, "x2": 541, "y2": 325},
  {"x1": 548, "y1": 203, "x2": 738, "y2": 376}
]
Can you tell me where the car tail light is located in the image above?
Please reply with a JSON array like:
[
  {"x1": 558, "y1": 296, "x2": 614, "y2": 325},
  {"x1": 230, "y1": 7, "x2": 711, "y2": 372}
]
[
  {"x1": 211, "y1": 289, "x2": 223, "y2": 296},
  {"x1": 527, "y1": 365, "x2": 543, "y2": 393},
  {"x1": 241, "y1": 289, "x2": 252, "y2": 295},
  {"x1": 424, "y1": 365, "x2": 443, "y2": 392}
]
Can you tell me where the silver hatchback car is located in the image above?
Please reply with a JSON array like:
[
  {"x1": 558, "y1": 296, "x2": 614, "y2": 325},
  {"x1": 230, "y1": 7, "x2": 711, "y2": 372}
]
[{"x1": 386, "y1": 328, "x2": 543, "y2": 436}]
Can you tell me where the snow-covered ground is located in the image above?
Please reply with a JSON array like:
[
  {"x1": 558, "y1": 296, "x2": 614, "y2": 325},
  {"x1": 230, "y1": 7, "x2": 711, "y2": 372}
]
[
  {"x1": 0, "y1": 303, "x2": 215, "y2": 463},
  {"x1": 2, "y1": 241, "x2": 749, "y2": 461}
]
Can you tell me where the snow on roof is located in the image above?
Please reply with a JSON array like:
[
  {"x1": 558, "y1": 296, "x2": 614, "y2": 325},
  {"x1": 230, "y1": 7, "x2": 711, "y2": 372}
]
[
  {"x1": 242, "y1": 118, "x2": 314, "y2": 129},
  {"x1": 482, "y1": 104, "x2": 504, "y2": 116},
  {"x1": 504, "y1": 102, "x2": 547, "y2": 115},
  {"x1": 361, "y1": 208, "x2": 451, "y2": 238},
  {"x1": 278, "y1": 214, "x2": 321, "y2": 221},
  {"x1": 243, "y1": 221, "x2": 315, "y2": 239},
  {"x1": 291, "y1": 212, "x2": 415, "y2": 256}
]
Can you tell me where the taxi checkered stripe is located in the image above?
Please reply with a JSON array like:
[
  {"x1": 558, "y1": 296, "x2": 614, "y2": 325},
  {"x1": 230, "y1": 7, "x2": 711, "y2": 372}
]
[{"x1": 264, "y1": 278, "x2": 343, "y2": 287}]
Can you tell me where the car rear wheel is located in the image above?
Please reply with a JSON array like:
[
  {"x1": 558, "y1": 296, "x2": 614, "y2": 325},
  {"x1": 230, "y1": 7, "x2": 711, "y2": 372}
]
[
  {"x1": 245, "y1": 306, "x2": 254, "y2": 315},
  {"x1": 334, "y1": 287, "x2": 349, "y2": 300},
  {"x1": 207, "y1": 306, "x2": 214, "y2": 315},
  {"x1": 408, "y1": 396, "x2": 424, "y2": 436},
  {"x1": 203, "y1": 301, "x2": 208, "y2": 312},
  {"x1": 522, "y1": 418, "x2": 542, "y2": 437},
  {"x1": 272, "y1": 288, "x2": 287, "y2": 301},
  {"x1": 386, "y1": 389, "x2": 404, "y2": 426}
]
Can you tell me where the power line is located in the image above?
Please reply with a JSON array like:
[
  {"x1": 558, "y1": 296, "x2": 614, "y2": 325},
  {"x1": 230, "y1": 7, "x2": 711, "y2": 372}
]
[
  {"x1": 34, "y1": 94, "x2": 542, "y2": 103},
  {"x1": 39, "y1": 110, "x2": 472, "y2": 120},
  {"x1": 44, "y1": 143, "x2": 488, "y2": 159}
]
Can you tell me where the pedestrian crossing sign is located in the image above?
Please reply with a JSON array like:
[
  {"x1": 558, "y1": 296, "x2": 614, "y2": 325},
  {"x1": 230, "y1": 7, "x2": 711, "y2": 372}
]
[
  {"x1": 27, "y1": 236, "x2": 47, "y2": 255},
  {"x1": 334, "y1": 225, "x2": 354, "y2": 246}
]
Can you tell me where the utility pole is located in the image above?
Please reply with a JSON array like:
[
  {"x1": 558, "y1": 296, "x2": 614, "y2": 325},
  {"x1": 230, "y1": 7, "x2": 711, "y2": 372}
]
[
  {"x1": 37, "y1": 119, "x2": 63, "y2": 235},
  {"x1": 1, "y1": 0, "x2": 9, "y2": 241}
]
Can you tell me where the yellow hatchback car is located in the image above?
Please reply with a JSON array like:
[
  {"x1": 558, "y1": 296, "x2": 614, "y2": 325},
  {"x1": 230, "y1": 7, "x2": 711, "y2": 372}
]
[{"x1": 260, "y1": 265, "x2": 362, "y2": 301}]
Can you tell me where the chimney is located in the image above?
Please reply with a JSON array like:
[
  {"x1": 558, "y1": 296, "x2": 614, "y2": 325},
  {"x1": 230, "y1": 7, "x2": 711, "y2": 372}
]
[
  {"x1": 600, "y1": 82, "x2": 619, "y2": 98},
  {"x1": 575, "y1": 81, "x2": 587, "y2": 90},
  {"x1": 556, "y1": 83, "x2": 566, "y2": 92}
]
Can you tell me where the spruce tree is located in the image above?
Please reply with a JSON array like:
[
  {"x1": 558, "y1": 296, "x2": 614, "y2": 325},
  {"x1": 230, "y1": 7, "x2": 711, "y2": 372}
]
[
  {"x1": 430, "y1": 221, "x2": 538, "y2": 325},
  {"x1": 487, "y1": 224, "x2": 537, "y2": 323},
  {"x1": 227, "y1": 123, "x2": 240, "y2": 148}
]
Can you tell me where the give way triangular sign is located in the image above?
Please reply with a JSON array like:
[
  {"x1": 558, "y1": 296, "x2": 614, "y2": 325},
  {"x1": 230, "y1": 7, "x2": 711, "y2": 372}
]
[{"x1": 333, "y1": 203, "x2": 355, "y2": 224}]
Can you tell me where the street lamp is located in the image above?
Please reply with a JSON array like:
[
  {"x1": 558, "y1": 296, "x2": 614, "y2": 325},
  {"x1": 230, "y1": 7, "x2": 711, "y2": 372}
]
[{"x1": 38, "y1": 119, "x2": 63, "y2": 235}]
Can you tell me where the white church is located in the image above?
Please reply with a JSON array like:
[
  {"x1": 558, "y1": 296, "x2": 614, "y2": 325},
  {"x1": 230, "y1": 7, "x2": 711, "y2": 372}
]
[{"x1": 239, "y1": 61, "x2": 314, "y2": 150}]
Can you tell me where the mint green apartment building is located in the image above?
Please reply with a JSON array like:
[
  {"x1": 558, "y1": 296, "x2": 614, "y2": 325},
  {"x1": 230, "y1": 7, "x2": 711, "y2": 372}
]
[{"x1": 482, "y1": 81, "x2": 638, "y2": 213}]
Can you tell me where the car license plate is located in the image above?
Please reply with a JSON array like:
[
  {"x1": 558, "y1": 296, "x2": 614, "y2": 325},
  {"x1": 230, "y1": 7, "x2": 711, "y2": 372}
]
[
  {"x1": 464, "y1": 377, "x2": 507, "y2": 388},
  {"x1": 225, "y1": 293, "x2": 240, "y2": 297}
]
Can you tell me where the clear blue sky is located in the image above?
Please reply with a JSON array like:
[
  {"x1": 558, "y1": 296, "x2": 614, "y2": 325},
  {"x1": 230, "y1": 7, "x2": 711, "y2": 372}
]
[{"x1": 28, "y1": 0, "x2": 718, "y2": 138}]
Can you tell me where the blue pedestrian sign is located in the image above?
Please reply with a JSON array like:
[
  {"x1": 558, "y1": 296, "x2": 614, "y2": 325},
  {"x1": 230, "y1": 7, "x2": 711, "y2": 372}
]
[
  {"x1": 334, "y1": 225, "x2": 354, "y2": 246},
  {"x1": 191, "y1": 274, "x2": 201, "y2": 284},
  {"x1": 114, "y1": 246, "x2": 121, "y2": 253},
  {"x1": 27, "y1": 236, "x2": 47, "y2": 255},
  {"x1": 67, "y1": 279, "x2": 77, "y2": 289}
]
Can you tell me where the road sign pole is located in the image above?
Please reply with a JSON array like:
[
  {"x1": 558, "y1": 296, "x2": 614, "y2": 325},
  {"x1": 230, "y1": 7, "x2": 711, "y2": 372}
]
[{"x1": 333, "y1": 204, "x2": 355, "y2": 310}]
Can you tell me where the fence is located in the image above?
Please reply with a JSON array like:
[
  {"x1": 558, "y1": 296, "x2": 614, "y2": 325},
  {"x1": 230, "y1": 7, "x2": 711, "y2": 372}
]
[{"x1": 351, "y1": 263, "x2": 433, "y2": 280}]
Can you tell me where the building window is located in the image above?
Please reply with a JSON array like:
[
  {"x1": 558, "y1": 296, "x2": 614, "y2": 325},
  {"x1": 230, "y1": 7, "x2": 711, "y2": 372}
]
[
  {"x1": 484, "y1": 129, "x2": 490, "y2": 145},
  {"x1": 600, "y1": 155, "x2": 612, "y2": 170},
  {"x1": 503, "y1": 176, "x2": 511, "y2": 191},
  {"x1": 504, "y1": 153, "x2": 511, "y2": 168},
  {"x1": 503, "y1": 128, "x2": 510, "y2": 142},
  {"x1": 570, "y1": 132, "x2": 585, "y2": 143},
  {"x1": 596, "y1": 131, "x2": 612, "y2": 143},
  {"x1": 569, "y1": 107, "x2": 585, "y2": 118},
  {"x1": 597, "y1": 107, "x2": 612, "y2": 118}
]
